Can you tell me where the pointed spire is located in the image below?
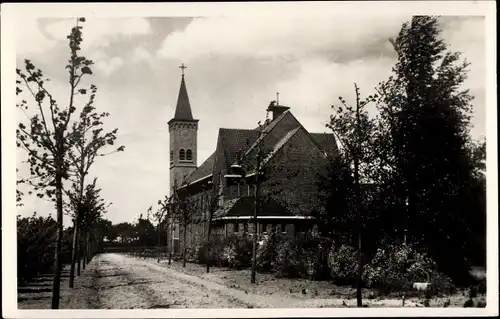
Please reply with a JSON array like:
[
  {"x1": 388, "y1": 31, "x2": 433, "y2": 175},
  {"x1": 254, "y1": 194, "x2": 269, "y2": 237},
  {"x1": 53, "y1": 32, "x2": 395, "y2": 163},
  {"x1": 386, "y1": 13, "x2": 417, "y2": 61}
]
[{"x1": 173, "y1": 64, "x2": 193, "y2": 120}]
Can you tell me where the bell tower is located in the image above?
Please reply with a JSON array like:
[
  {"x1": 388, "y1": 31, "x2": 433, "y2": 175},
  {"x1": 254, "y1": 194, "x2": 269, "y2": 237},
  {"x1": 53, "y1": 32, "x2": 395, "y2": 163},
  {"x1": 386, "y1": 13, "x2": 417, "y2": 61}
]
[{"x1": 168, "y1": 63, "x2": 198, "y2": 194}]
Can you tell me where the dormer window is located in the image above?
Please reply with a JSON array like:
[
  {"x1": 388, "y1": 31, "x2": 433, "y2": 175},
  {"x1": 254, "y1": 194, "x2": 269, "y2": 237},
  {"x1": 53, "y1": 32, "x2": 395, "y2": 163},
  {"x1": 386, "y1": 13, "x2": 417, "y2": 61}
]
[
  {"x1": 186, "y1": 149, "x2": 193, "y2": 161},
  {"x1": 179, "y1": 149, "x2": 186, "y2": 161}
]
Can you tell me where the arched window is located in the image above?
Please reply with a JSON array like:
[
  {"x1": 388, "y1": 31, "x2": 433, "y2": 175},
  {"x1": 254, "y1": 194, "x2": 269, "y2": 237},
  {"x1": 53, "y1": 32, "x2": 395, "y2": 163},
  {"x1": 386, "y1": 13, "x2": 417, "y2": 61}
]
[
  {"x1": 186, "y1": 149, "x2": 193, "y2": 161},
  {"x1": 170, "y1": 150, "x2": 174, "y2": 162},
  {"x1": 179, "y1": 149, "x2": 186, "y2": 161}
]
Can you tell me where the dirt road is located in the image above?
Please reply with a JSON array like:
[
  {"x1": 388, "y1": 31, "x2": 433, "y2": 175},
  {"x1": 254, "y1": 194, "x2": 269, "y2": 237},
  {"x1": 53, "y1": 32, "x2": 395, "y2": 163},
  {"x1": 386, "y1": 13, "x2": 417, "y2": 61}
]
[
  {"x1": 65, "y1": 253, "x2": 404, "y2": 309},
  {"x1": 19, "y1": 253, "x2": 449, "y2": 309},
  {"x1": 69, "y1": 253, "x2": 258, "y2": 309}
]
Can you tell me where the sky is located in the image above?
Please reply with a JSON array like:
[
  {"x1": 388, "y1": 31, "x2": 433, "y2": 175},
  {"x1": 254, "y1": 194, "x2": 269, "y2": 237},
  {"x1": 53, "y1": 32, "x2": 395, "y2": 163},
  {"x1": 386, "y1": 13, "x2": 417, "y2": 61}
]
[{"x1": 14, "y1": 14, "x2": 486, "y2": 225}]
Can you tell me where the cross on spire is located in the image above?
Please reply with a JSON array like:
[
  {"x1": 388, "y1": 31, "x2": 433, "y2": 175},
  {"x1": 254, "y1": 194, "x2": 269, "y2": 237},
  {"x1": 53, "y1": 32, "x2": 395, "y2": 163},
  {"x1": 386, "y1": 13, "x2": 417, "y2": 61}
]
[{"x1": 179, "y1": 63, "x2": 187, "y2": 77}]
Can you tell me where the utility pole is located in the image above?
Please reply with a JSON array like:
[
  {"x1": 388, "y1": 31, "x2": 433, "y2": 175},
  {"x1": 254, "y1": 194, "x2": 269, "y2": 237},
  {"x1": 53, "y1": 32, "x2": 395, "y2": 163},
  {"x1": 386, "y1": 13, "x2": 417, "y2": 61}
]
[
  {"x1": 354, "y1": 83, "x2": 363, "y2": 308},
  {"x1": 250, "y1": 119, "x2": 269, "y2": 284},
  {"x1": 251, "y1": 137, "x2": 262, "y2": 284}
]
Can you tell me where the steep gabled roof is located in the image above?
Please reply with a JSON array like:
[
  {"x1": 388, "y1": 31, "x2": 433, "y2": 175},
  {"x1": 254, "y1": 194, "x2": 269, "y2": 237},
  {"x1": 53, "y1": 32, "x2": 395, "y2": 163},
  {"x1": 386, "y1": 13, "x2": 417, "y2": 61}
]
[
  {"x1": 184, "y1": 152, "x2": 216, "y2": 184},
  {"x1": 245, "y1": 109, "x2": 291, "y2": 157},
  {"x1": 259, "y1": 127, "x2": 301, "y2": 168},
  {"x1": 181, "y1": 128, "x2": 260, "y2": 187},
  {"x1": 218, "y1": 128, "x2": 261, "y2": 170},
  {"x1": 310, "y1": 133, "x2": 339, "y2": 159},
  {"x1": 241, "y1": 111, "x2": 339, "y2": 173},
  {"x1": 180, "y1": 109, "x2": 339, "y2": 188}
]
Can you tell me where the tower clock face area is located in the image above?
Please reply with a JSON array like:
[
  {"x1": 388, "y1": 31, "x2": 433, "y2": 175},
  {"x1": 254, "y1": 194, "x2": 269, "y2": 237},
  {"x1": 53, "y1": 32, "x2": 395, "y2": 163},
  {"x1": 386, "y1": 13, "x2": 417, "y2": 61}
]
[{"x1": 180, "y1": 127, "x2": 195, "y2": 139}]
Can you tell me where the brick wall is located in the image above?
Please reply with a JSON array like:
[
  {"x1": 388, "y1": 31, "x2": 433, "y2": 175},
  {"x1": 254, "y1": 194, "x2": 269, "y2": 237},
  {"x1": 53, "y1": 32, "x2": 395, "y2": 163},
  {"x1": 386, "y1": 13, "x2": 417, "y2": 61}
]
[
  {"x1": 169, "y1": 121, "x2": 198, "y2": 191},
  {"x1": 262, "y1": 128, "x2": 330, "y2": 216}
]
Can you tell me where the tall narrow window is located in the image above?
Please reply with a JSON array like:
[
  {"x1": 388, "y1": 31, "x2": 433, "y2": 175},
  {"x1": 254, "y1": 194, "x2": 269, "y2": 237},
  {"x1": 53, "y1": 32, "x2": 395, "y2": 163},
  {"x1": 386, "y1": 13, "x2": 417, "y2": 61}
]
[
  {"x1": 179, "y1": 149, "x2": 186, "y2": 161},
  {"x1": 186, "y1": 149, "x2": 193, "y2": 161}
]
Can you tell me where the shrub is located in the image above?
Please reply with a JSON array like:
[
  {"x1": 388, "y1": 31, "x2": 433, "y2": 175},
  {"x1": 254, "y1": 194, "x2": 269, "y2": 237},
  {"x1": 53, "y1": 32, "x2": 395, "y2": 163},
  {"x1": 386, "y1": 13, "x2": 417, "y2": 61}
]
[
  {"x1": 196, "y1": 236, "x2": 225, "y2": 266},
  {"x1": 463, "y1": 298, "x2": 474, "y2": 307},
  {"x1": 302, "y1": 237, "x2": 331, "y2": 281},
  {"x1": 477, "y1": 278, "x2": 486, "y2": 294},
  {"x1": 195, "y1": 234, "x2": 254, "y2": 269},
  {"x1": 256, "y1": 233, "x2": 278, "y2": 272},
  {"x1": 274, "y1": 237, "x2": 307, "y2": 278},
  {"x1": 273, "y1": 235, "x2": 331, "y2": 280},
  {"x1": 17, "y1": 213, "x2": 73, "y2": 284},
  {"x1": 223, "y1": 235, "x2": 253, "y2": 269},
  {"x1": 362, "y1": 243, "x2": 454, "y2": 295},
  {"x1": 428, "y1": 270, "x2": 455, "y2": 296},
  {"x1": 187, "y1": 243, "x2": 203, "y2": 263},
  {"x1": 476, "y1": 299, "x2": 486, "y2": 308},
  {"x1": 328, "y1": 244, "x2": 359, "y2": 285},
  {"x1": 469, "y1": 286, "x2": 478, "y2": 298}
]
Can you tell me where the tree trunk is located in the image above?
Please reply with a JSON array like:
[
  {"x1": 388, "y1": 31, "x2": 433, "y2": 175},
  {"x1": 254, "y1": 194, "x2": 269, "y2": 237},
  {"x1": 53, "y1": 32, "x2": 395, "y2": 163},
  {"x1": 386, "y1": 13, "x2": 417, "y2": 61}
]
[
  {"x1": 251, "y1": 143, "x2": 263, "y2": 284},
  {"x1": 165, "y1": 219, "x2": 170, "y2": 265},
  {"x1": 251, "y1": 182, "x2": 259, "y2": 284},
  {"x1": 354, "y1": 86, "x2": 363, "y2": 308},
  {"x1": 183, "y1": 223, "x2": 187, "y2": 268},
  {"x1": 82, "y1": 236, "x2": 86, "y2": 270},
  {"x1": 168, "y1": 222, "x2": 173, "y2": 265},
  {"x1": 77, "y1": 231, "x2": 81, "y2": 276},
  {"x1": 157, "y1": 223, "x2": 161, "y2": 263},
  {"x1": 85, "y1": 233, "x2": 90, "y2": 264},
  {"x1": 51, "y1": 171, "x2": 64, "y2": 309},
  {"x1": 206, "y1": 219, "x2": 212, "y2": 273},
  {"x1": 69, "y1": 217, "x2": 79, "y2": 288}
]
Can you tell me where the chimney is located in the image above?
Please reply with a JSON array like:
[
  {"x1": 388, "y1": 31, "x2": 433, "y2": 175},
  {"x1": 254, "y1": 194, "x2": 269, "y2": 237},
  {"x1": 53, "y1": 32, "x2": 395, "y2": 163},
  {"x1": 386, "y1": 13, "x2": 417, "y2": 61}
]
[{"x1": 267, "y1": 103, "x2": 290, "y2": 120}]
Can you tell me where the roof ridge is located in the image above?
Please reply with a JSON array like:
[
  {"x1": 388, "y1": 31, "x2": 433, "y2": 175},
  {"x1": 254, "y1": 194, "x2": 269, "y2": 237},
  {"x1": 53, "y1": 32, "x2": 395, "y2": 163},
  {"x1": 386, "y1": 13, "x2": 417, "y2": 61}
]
[
  {"x1": 310, "y1": 132, "x2": 334, "y2": 135},
  {"x1": 243, "y1": 110, "x2": 292, "y2": 157},
  {"x1": 299, "y1": 124, "x2": 336, "y2": 161},
  {"x1": 219, "y1": 127, "x2": 258, "y2": 131},
  {"x1": 184, "y1": 152, "x2": 215, "y2": 180},
  {"x1": 259, "y1": 126, "x2": 302, "y2": 168}
]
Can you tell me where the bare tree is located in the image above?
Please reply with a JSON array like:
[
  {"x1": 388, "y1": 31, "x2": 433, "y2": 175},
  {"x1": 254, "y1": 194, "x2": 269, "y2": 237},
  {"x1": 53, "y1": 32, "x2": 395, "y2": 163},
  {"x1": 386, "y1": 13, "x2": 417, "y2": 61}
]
[
  {"x1": 202, "y1": 180, "x2": 224, "y2": 273},
  {"x1": 178, "y1": 197, "x2": 196, "y2": 268},
  {"x1": 232, "y1": 117, "x2": 291, "y2": 284},
  {"x1": 147, "y1": 196, "x2": 170, "y2": 263},
  {"x1": 65, "y1": 85, "x2": 124, "y2": 288},
  {"x1": 328, "y1": 83, "x2": 378, "y2": 307},
  {"x1": 16, "y1": 17, "x2": 95, "y2": 309}
]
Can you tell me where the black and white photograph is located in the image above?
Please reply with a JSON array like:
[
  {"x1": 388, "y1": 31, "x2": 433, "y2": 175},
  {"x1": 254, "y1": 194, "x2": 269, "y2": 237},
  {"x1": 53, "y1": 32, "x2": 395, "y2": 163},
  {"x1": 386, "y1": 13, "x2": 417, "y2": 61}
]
[{"x1": 1, "y1": 2, "x2": 497, "y2": 318}]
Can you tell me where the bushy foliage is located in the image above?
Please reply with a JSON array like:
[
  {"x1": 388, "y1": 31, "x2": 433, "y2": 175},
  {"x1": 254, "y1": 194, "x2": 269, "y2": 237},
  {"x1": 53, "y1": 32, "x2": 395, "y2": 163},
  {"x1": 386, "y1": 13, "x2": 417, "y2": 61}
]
[
  {"x1": 256, "y1": 233, "x2": 280, "y2": 272},
  {"x1": 476, "y1": 278, "x2": 486, "y2": 294},
  {"x1": 196, "y1": 235, "x2": 225, "y2": 266},
  {"x1": 222, "y1": 235, "x2": 253, "y2": 269},
  {"x1": 186, "y1": 241, "x2": 203, "y2": 263},
  {"x1": 302, "y1": 236, "x2": 332, "y2": 280},
  {"x1": 273, "y1": 235, "x2": 331, "y2": 280},
  {"x1": 362, "y1": 243, "x2": 454, "y2": 295},
  {"x1": 327, "y1": 244, "x2": 360, "y2": 285},
  {"x1": 274, "y1": 236, "x2": 307, "y2": 278},
  {"x1": 428, "y1": 271, "x2": 456, "y2": 296},
  {"x1": 193, "y1": 234, "x2": 260, "y2": 269},
  {"x1": 17, "y1": 214, "x2": 73, "y2": 283}
]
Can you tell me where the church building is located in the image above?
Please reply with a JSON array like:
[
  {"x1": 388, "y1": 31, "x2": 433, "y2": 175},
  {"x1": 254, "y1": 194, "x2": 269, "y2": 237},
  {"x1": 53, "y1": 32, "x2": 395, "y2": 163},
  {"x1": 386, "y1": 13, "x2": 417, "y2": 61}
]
[{"x1": 168, "y1": 65, "x2": 339, "y2": 253}]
